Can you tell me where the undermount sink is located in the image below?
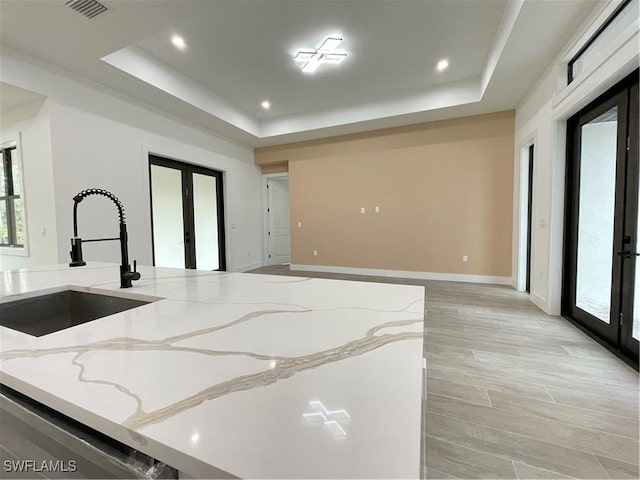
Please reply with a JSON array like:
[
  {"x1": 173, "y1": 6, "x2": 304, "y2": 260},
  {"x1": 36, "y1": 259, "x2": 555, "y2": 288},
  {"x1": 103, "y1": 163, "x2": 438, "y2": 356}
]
[{"x1": 0, "y1": 290, "x2": 152, "y2": 337}]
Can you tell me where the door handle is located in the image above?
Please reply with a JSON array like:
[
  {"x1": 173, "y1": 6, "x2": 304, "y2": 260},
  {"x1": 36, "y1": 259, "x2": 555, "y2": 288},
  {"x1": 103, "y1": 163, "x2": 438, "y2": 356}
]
[{"x1": 617, "y1": 250, "x2": 640, "y2": 258}]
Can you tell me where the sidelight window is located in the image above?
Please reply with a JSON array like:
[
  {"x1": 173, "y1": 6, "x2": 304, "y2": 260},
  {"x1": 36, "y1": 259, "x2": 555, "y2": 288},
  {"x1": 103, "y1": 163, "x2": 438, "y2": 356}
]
[{"x1": 0, "y1": 143, "x2": 25, "y2": 248}]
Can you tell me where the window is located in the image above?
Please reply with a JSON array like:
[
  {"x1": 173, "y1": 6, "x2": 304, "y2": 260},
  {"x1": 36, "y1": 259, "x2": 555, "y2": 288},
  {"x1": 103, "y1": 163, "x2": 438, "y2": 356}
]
[
  {"x1": 0, "y1": 143, "x2": 25, "y2": 247},
  {"x1": 568, "y1": 0, "x2": 637, "y2": 84}
]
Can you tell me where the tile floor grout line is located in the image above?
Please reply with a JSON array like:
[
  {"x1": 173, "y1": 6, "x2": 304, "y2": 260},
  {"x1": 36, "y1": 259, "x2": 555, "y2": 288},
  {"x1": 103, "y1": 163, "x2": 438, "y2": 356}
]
[
  {"x1": 511, "y1": 460, "x2": 520, "y2": 480},
  {"x1": 425, "y1": 391, "x2": 491, "y2": 408},
  {"x1": 512, "y1": 460, "x2": 581, "y2": 480},
  {"x1": 483, "y1": 388, "x2": 640, "y2": 430},
  {"x1": 485, "y1": 388, "x2": 493, "y2": 407},
  {"x1": 426, "y1": 410, "x2": 640, "y2": 464},
  {"x1": 544, "y1": 384, "x2": 640, "y2": 404},
  {"x1": 593, "y1": 452, "x2": 613, "y2": 480},
  {"x1": 460, "y1": 354, "x2": 637, "y2": 388},
  {"x1": 423, "y1": 464, "x2": 463, "y2": 480},
  {"x1": 424, "y1": 433, "x2": 571, "y2": 479},
  {"x1": 544, "y1": 386, "x2": 557, "y2": 404},
  {"x1": 427, "y1": 362, "x2": 631, "y2": 400},
  {"x1": 520, "y1": 347, "x2": 637, "y2": 365},
  {"x1": 482, "y1": 390, "x2": 640, "y2": 441},
  {"x1": 425, "y1": 370, "x2": 552, "y2": 401},
  {"x1": 424, "y1": 434, "x2": 525, "y2": 471}
]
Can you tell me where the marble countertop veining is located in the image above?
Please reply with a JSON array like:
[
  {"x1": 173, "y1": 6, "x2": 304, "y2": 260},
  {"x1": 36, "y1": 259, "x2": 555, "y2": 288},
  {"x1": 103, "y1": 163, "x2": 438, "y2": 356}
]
[{"x1": 0, "y1": 263, "x2": 425, "y2": 478}]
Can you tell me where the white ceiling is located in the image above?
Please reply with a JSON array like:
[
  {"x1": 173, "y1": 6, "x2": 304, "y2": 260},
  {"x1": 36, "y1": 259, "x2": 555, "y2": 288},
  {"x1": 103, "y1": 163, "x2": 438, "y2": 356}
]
[
  {"x1": 0, "y1": 82, "x2": 45, "y2": 113},
  {"x1": 0, "y1": 0, "x2": 599, "y2": 147}
]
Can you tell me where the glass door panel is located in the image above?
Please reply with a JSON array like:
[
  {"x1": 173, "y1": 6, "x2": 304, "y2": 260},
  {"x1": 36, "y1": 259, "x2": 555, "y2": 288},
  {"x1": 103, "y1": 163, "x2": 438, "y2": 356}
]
[
  {"x1": 149, "y1": 155, "x2": 226, "y2": 271},
  {"x1": 150, "y1": 165, "x2": 186, "y2": 268},
  {"x1": 192, "y1": 173, "x2": 219, "y2": 270},
  {"x1": 564, "y1": 70, "x2": 639, "y2": 363},
  {"x1": 575, "y1": 107, "x2": 618, "y2": 323},
  {"x1": 634, "y1": 215, "x2": 640, "y2": 338}
]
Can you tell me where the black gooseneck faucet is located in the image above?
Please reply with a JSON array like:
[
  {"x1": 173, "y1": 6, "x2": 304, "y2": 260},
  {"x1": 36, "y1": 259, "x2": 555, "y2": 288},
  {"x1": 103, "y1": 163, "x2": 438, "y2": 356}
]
[{"x1": 69, "y1": 188, "x2": 141, "y2": 288}]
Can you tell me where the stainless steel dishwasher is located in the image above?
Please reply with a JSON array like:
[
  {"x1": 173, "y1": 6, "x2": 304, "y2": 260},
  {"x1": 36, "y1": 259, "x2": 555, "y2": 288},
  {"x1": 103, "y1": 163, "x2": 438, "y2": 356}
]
[{"x1": 0, "y1": 385, "x2": 178, "y2": 479}]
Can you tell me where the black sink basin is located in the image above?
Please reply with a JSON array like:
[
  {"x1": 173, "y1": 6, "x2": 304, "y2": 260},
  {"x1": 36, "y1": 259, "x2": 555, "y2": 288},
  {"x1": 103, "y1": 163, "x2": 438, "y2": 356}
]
[{"x1": 0, "y1": 290, "x2": 151, "y2": 337}]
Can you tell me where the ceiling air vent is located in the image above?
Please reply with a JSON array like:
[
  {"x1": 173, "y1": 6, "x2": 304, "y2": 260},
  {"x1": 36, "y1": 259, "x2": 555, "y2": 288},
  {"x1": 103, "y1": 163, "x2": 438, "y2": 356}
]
[{"x1": 66, "y1": 0, "x2": 108, "y2": 19}]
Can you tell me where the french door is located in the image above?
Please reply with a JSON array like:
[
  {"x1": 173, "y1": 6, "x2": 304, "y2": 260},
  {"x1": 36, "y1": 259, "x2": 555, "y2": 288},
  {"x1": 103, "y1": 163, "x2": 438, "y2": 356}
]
[
  {"x1": 564, "y1": 71, "x2": 639, "y2": 363},
  {"x1": 149, "y1": 155, "x2": 226, "y2": 271}
]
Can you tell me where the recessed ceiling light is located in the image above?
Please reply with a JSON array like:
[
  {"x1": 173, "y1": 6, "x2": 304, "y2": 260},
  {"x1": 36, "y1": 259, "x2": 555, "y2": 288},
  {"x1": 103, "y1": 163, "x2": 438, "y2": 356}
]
[
  {"x1": 294, "y1": 35, "x2": 347, "y2": 74},
  {"x1": 436, "y1": 59, "x2": 449, "y2": 72},
  {"x1": 171, "y1": 35, "x2": 187, "y2": 50},
  {"x1": 261, "y1": 100, "x2": 270, "y2": 110}
]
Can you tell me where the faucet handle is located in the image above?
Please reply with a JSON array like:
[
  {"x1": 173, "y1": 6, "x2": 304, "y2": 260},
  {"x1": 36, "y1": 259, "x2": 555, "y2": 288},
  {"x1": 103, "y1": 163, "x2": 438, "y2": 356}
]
[{"x1": 130, "y1": 260, "x2": 141, "y2": 281}]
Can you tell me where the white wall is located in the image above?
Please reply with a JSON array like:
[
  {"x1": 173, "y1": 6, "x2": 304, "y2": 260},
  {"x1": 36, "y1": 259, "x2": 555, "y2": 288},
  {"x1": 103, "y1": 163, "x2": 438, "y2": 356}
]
[
  {"x1": 0, "y1": 100, "x2": 59, "y2": 270},
  {"x1": 513, "y1": 0, "x2": 639, "y2": 314},
  {"x1": 1, "y1": 49, "x2": 263, "y2": 272}
]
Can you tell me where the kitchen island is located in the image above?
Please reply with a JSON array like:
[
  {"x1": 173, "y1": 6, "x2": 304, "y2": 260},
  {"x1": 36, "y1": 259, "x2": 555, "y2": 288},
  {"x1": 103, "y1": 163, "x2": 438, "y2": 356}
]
[{"x1": 0, "y1": 263, "x2": 425, "y2": 478}]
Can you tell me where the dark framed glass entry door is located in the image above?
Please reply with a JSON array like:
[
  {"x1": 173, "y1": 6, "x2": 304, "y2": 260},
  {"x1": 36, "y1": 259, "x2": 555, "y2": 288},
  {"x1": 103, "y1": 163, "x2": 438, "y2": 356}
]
[
  {"x1": 564, "y1": 71, "x2": 639, "y2": 362},
  {"x1": 149, "y1": 155, "x2": 226, "y2": 271}
]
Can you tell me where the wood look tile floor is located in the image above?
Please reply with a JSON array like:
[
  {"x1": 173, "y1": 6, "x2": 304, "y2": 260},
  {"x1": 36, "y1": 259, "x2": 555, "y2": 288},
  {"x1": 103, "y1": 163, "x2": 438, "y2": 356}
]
[{"x1": 247, "y1": 265, "x2": 640, "y2": 480}]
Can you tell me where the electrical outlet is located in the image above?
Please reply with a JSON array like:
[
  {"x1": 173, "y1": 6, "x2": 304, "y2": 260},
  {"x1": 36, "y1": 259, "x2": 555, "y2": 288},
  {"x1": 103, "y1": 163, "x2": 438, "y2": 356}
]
[
  {"x1": 313, "y1": 250, "x2": 318, "y2": 256},
  {"x1": 360, "y1": 207, "x2": 366, "y2": 214},
  {"x1": 298, "y1": 222, "x2": 302, "y2": 228},
  {"x1": 462, "y1": 255, "x2": 468, "y2": 263},
  {"x1": 375, "y1": 206, "x2": 380, "y2": 213}
]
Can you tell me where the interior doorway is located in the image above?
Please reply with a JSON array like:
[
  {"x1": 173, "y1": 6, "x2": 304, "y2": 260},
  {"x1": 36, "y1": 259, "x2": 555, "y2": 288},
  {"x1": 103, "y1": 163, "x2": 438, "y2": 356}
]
[
  {"x1": 517, "y1": 141, "x2": 535, "y2": 292},
  {"x1": 526, "y1": 144, "x2": 534, "y2": 293},
  {"x1": 563, "y1": 70, "x2": 639, "y2": 363},
  {"x1": 264, "y1": 175, "x2": 291, "y2": 265},
  {"x1": 148, "y1": 155, "x2": 226, "y2": 271}
]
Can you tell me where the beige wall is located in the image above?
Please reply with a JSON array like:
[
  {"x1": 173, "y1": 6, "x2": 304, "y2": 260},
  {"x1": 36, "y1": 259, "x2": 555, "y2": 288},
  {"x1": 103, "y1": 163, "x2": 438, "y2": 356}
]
[
  {"x1": 261, "y1": 162, "x2": 288, "y2": 174},
  {"x1": 255, "y1": 111, "x2": 515, "y2": 277}
]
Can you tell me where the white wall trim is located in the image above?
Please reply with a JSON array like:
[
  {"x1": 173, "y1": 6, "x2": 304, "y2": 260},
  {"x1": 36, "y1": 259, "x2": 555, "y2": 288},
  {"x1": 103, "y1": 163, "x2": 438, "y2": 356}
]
[
  {"x1": 290, "y1": 264, "x2": 512, "y2": 285},
  {"x1": 232, "y1": 261, "x2": 263, "y2": 273},
  {"x1": 515, "y1": 134, "x2": 536, "y2": 292},
  {"x1": 530, "y1": 291, "x2": 548, "y2": 313}
]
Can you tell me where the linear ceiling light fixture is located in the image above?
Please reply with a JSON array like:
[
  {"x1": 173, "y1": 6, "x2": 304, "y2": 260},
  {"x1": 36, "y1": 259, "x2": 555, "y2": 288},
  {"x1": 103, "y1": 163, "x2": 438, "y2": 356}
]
[{"x1": 294, "y1": 35, "x2": 347, "y2": 73}]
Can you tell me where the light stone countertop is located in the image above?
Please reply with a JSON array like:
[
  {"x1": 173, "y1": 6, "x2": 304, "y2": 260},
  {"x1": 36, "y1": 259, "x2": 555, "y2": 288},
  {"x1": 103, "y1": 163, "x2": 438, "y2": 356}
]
[{"x1": 0, "y1": 263, "x2": 425, "y2": 478}]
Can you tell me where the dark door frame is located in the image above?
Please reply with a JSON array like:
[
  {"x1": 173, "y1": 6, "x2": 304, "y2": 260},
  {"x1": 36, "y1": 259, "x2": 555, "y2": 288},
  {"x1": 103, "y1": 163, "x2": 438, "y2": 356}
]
[
  {"x1": 148, "y1": 155, "x2": 227, "y2": 271},
  {"x1": 619, "y1": 75, "x2": 639, "y2": 359},
  {"x1": 526, "y1": 144, "x2": 534, "y2": 293},
  {"x1": 562, "y1": 70, "x2": 639, "y2": 365}
]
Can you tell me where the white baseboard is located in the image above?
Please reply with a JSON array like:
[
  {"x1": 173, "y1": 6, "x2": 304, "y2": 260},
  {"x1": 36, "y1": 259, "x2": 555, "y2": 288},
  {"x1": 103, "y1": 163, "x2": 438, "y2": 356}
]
[
  {"x1": 290, "y1": 264, "x2": 512, "y2": 285},
  {"x1": 232, "y1": 261, "x2": 263, "y2": 273},
  {"x1": 530, "y1": 291, "x2": 548, "y2": 313}
]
